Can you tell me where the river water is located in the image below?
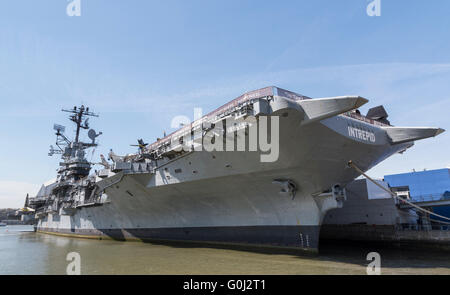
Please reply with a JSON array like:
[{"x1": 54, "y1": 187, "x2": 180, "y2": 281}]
[{"x1": 1, "y1": 225, "x2": 449, "y2": 275}]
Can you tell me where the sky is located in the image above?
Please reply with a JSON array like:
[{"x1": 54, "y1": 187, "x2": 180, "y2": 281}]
[{"x1": 0, "y1": 0, "x2": 449, "y2": 208}]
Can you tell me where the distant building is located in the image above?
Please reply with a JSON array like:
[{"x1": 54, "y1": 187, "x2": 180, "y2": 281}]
[{"x1": 384, "y1": 168, "x2": 450, "y2": 222}]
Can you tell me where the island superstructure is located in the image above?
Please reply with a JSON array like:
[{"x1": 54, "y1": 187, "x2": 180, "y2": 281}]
[{"x1": 28, "y1": 86, "x2": 444, "y2": 252}]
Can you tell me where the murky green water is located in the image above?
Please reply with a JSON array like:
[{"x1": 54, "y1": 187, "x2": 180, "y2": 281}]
[{"x1": 1, "y1": 225, "x2": 449, "y2": 275}]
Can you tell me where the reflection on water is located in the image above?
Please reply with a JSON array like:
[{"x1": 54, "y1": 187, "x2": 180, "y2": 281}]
[{"x1": 1, "y1": 225, "x2": 449, "y2": 275}]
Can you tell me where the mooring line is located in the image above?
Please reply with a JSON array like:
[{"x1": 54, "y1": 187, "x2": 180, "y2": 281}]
[{"x1": 348, "y1": 160, "x2": 450, "y2": 224}]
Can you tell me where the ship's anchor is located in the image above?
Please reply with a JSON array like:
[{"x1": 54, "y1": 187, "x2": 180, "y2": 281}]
[{"x1": 272, "y1": 179, "x2": 298, "y2": 200}]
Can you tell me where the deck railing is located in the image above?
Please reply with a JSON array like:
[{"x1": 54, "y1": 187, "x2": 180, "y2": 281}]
[{"x1": 410, "y1": 193, "x2": 450, "y2": 203}]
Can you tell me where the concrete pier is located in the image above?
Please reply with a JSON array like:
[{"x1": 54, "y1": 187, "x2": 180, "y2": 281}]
[{"x1": 320, "y1": 224, "x2": 450, "y2": 250}]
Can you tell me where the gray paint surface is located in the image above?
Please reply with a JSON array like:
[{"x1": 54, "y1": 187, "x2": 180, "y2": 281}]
[{"x1": 34, "y1": 87, "x2": 444, "y2": 251}]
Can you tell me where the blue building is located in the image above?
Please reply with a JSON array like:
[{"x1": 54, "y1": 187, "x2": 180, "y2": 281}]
[{"x1": 384, "y1": 168, "x2": 450, "y2": 222}]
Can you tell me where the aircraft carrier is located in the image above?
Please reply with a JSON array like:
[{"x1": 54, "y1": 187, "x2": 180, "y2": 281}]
[{"x1": 28, "y1": 86, "x2": 444, "y2": 252}]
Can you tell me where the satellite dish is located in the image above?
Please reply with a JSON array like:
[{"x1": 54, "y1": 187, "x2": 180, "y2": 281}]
[
  {"x1": 88, "y1": 129, "x2": 102, "y2": 143},
  {"x1": 88, "y1": 129, "x2": 96, "y2": 141}
]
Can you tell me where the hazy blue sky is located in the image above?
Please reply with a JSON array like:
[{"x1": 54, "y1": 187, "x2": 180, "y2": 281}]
[{"x1": 1, "y1": 0, "x2": 449, "y2": 207}]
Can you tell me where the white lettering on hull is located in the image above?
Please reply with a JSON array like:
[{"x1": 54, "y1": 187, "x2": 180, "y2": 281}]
[{"x1": 348, "y1": 126, "x2": 376, "y2": 143}]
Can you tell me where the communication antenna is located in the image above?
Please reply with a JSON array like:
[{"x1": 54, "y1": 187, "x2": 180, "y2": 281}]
[
  {"x1": 62, "y1": 105, "x2": 99, "y2": 143},
  {"x1": 88, "y1": 129, "x2": 102, "y2": 144}
]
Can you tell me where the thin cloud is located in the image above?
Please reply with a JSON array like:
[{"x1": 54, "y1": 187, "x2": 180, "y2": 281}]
[{"x1": 4, "y1": 62, "x2": 450, "y2": 116}]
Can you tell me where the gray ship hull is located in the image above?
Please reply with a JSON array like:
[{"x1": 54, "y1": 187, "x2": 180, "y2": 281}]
[
  {"x1": 34, "y1": 88, "x2": 443, "y2": 252},
  {"x1": 36, "y1": 109, "x2": 410, "y2": 252}
]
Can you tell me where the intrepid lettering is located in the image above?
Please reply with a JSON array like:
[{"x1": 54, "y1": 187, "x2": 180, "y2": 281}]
[{"x1": 348, "y1": 126, "x2": 376, "y2": 142}]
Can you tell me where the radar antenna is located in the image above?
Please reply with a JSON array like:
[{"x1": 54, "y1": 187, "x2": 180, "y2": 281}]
[
  {"x1": 48, "y1": 124, "x2": 70, "y2": 156},
  {"x1": 49, "y1": 105, "x2": 102, "y2": 159},
  {"x1": 62, "y1": 105, "x2": 99, "y2": 143}
]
